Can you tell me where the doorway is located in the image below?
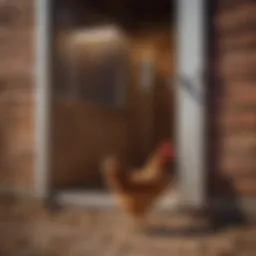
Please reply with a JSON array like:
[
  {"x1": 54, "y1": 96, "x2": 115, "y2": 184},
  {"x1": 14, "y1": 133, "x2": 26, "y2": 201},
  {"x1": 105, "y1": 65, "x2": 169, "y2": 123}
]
[{"x1": 36, "y1": 0, "x2": 207, "y2": 209}]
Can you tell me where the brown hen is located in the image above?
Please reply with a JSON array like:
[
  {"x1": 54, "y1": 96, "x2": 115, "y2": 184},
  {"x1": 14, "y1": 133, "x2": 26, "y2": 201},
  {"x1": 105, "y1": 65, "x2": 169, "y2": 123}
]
[{"x1": 102, "y1": 141, "x2": 176, "y2": 224}]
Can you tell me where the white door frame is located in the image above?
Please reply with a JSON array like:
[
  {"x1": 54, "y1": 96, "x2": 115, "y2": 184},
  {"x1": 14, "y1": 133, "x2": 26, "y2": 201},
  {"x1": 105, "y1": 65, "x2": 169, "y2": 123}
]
[
  {"x1": 176, "y1": 0, "x2": 207, "y2": 209},
  {"x1": 35, "y1": 0, "x2": 207, "y2": 209},
  {"x1": 35, "y1": 0, "x2": 52, "y2": 198}
]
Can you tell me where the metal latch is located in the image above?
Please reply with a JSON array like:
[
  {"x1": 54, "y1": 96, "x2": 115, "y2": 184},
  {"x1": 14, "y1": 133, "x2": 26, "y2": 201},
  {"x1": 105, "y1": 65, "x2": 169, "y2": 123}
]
[{"x1": 169, "y1": 74, "x2": 205, "y2": 104}]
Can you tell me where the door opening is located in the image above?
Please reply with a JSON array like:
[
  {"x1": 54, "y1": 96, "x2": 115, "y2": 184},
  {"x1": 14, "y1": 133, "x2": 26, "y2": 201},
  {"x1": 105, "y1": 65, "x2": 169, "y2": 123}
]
[
  {"x1": 50, "y1": 0, "x2": 178, "y2": 207},
  {"x1": 36, "y1": 0, "x2": 207, "y2": 210}
]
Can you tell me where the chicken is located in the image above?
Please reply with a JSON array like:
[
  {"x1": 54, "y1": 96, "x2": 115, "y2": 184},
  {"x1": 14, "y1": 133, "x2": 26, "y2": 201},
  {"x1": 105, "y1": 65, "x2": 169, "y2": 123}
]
[{"x1": 101, "y1": 141, "x2": 176, "y2": 225}]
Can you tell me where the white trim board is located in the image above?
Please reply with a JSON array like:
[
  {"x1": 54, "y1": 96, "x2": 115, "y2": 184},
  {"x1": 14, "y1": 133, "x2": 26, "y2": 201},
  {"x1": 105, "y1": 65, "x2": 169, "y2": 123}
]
[
  {"x1": 55, "y1": 190, "x2": 180, "y2": 212},
  {"x1": 176, "y1": 0, "x2": 206, "y2": 208},
  {"x1": 35, "y1": 0, "x2": 52, "y2": 198}
]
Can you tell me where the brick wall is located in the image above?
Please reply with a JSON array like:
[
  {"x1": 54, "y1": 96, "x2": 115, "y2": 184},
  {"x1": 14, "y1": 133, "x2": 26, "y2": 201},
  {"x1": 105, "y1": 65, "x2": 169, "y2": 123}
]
[
  {"x1": 0, "y1": 0, "x2": 35, "y2": 190},
  {"x1": 213, "y1": 0, "x2": 256, "y2": 196}
]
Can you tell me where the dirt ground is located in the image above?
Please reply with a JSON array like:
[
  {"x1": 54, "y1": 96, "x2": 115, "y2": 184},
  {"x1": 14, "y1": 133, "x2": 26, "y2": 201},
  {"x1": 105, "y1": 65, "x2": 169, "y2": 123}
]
[{"x1": 0, "y1": 194, "x2": 255, "y2": 256}]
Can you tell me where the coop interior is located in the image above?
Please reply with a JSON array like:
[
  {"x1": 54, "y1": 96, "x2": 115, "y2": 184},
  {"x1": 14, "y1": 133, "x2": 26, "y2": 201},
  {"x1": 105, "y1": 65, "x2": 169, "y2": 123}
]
[{"x1": 51, "y1": 0, "x2": 177, "y2": 203}]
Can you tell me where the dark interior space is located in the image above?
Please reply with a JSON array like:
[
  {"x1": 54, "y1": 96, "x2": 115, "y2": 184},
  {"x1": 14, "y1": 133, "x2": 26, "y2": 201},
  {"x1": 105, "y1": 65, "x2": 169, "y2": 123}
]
[
  {"x1": 53, "y1": 0, "x2": 174, "y2": 30},
  {"x1": 51, "y1": 0, "x2": 176, "y2": 191}
]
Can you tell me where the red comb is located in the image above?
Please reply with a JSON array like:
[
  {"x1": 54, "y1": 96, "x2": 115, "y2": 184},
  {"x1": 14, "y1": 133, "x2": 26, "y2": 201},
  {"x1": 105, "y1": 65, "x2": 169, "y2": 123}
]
[{"x1": 159, "y1": 140, "x2": 175, "y2": 158}]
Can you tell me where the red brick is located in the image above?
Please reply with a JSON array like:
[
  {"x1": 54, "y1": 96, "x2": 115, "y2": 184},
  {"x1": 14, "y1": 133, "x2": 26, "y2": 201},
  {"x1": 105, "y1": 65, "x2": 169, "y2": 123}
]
[
  {"x1": 224, "y1": 82, "x2": 256, "y2": 94},
  {"x1": 10, "y1": 156, "x2": 35, "y2": 189},
  {"x1": 217, "y1": 3, "x2": 256, "y2": 32},
  {"x1": 220, "y1": 138, "x2": 256, "y2": 157},
  {"x1": 218, "y1": 112, "x2": 256, "y2": 128},
  {"x1": 219, "y1": 156, "x2": 256, "y2": 176},
  {"x1": 218, "y1": 33, "x2": 256, "y2": 52},
  {"x1": 223, "y1": 95, "x2": 256, "y2": 107},
  {"x1": 221, "y1": 134, "x2": 256, "y2": 151},
  {"x1": 218, "y1": 50, "x2": 256, "y2": 79},
  {"x1": 0, "y1": 0, "x2": 35, "y2": 29}
]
